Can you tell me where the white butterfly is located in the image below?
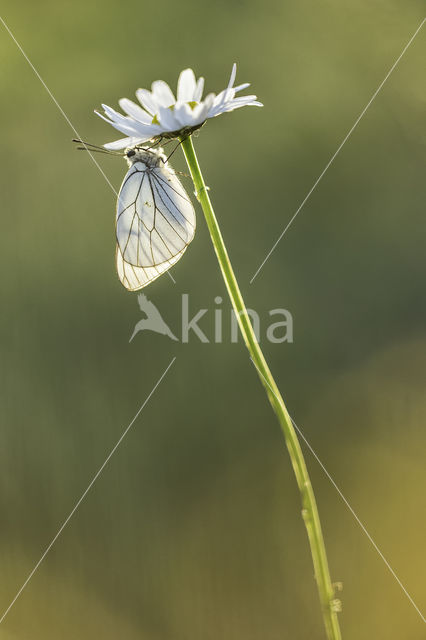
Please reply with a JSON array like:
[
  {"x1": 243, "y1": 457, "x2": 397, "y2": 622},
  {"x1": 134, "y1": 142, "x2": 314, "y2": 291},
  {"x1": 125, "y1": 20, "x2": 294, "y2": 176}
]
[{"x1": 115, "y1": 147, "x2": 196, "y2": 290}]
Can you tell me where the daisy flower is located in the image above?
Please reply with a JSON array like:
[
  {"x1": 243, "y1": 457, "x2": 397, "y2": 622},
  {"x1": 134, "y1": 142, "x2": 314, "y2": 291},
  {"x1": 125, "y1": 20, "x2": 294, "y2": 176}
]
[{"x1": 96, "y1": 63, "x2": 263, "y2": 150}]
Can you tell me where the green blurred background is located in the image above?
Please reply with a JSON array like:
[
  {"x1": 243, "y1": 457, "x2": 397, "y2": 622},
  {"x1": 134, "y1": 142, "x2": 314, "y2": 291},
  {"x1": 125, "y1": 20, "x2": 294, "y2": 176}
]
[{"x1": 0, "y1": 1, "x2": 425, "y2": 638}]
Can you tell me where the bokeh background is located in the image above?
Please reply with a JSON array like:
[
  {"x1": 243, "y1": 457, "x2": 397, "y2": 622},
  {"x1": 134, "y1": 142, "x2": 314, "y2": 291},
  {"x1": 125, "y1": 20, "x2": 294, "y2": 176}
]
[{"x1": 0, "y1": 1, "x2": 425, "y2": 638}]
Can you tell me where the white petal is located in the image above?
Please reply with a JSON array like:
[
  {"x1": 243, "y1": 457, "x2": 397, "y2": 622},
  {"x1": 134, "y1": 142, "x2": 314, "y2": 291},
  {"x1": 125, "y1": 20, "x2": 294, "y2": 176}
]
[
  {"x1": 194, "y1": 77, "x2": 204, "y2": 102},
  {"x1": 208, "y1": 96, "x2": 262, "y2": 118},
  {"x1": 234, "y1": 82, "x2": 250, "y2": 92},
  {"x1": 100, "y1": 104, "x2": 147, "y2": 131},
  {"x1": 113, "y1": 120, "x2": 157, "y2": 137},
  {"x1": 227, "y1": 63, "x2": 237, "y2": 89},
  {"x1": 135, "y1": 88, "x2": 157, "y2": 115},
  {"x1": 177, "y1": 68, "x2": 197, "y2": 101},
  {"x1": 96, "y1": 108, "x2": 158, "y2": 138},
  {"x1": 100, "y1": 103, "x2": 127, "y2": 123},
  {"x1": 235, "y1": 100, "x2": 263, "y2": 108},
  {"x1": 216, "y1": 87, "x2": 235, "y2": 107},
  {"x1": 185, "y1": 103, "x2": 206, "y2": 125},
  {"x1": 119, "y1": 98, "x2": 152, "y2": 123},
  {"x1": 194, "y1": 93, "x2": 215, "y2": 122},
  {"x1": 173, "y1": 102, "x2": 196, "y2": 128},
  {"x1": 157, "y1": 105, "x2": 180, "y2": 130},
  {"x1": 96, "y1": 110, "x2": 139, "y2": 136},
  {"x1": 151, "y1": 80, "x2": 175, "y2": 107},
  {"x1": 228, "y1": 94, "x2": 260, "y2": 105},
  {"x1": 104, "y1": 136, "x2": 147, "y2": 150}
]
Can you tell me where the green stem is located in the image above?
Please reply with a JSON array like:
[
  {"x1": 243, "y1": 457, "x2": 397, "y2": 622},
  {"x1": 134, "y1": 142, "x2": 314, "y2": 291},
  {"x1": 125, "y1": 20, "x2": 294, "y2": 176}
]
[{"x1": 180, "y1": 135, "x2": 342, "y2": 640}]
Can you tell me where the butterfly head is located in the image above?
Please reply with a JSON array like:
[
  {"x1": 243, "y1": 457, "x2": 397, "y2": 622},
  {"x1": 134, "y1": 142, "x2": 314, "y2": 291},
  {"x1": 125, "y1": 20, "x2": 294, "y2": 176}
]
[{"x1": 124, "y1": 147, "x2": 166, "y2": 168}]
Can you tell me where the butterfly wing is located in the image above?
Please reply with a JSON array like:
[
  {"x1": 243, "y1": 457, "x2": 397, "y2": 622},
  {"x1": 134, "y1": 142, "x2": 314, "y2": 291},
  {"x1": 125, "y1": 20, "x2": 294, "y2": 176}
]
[
  {"x1": 116, "y1": 244, "x2": 188, "y2": 291},
  {"x1": 116, "y1": 161, "x2": 196, "y2": 269}
]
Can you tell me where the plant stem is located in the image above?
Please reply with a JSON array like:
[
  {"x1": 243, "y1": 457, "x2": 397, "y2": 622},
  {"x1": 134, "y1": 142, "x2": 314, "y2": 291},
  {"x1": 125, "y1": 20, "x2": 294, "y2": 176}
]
[{"x1": 180, "y1": 135, "x2": 342, "y2": 640}]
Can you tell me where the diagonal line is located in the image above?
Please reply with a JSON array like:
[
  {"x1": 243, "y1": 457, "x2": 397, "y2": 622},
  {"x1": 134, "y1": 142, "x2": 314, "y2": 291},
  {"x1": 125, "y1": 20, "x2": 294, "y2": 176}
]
[
  {"x1": 249, "y1": 18, "x2": 426, "y2": 284},
  {"x1": 0, "y1": 15, "x2": 177, "y2": 285},
  {"x1": 287, "y1": 413, "x2": 426, "y2": 623},
  {"x1": 0, "y1": 357, "x2": 176, "y2": 625},
  {"x1": 0, "y1": 16, "x2": 117, "y2": 197},
  {"x1": 250, "y1": 357, "x2": 426, "y2": 623}
]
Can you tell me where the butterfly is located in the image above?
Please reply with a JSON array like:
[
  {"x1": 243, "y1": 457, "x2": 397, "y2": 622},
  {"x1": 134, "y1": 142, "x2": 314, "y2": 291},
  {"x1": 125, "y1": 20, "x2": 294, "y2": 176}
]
[{"x1": 75, "y1": 141, "x2": 196, "y2": 290}]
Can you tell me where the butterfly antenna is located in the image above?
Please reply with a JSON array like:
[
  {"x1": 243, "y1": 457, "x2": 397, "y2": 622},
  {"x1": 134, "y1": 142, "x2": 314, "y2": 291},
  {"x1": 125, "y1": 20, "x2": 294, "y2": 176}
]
[
  {"x1": 140, "y1": 137, "x2": 164, "y2": 151},
  {"x1": 72, "y1": 139, "x2": 121, "y2": 155},
  {"x1": 164, "y1": 139, "x2": 184, "y2": 164},
  {"x1": 139, "y1": 137, "x2": 181, "y2": 153}
]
